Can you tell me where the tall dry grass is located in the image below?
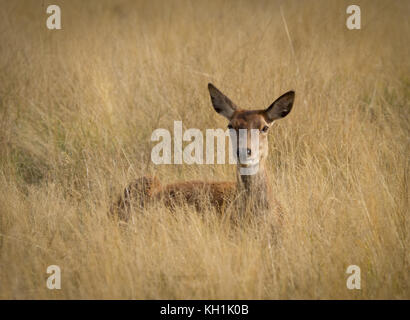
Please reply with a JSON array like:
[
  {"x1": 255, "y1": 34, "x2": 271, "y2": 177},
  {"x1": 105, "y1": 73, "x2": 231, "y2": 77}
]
[{"x1": 0, "y1": 0, "x2": 408, "y2": 299}]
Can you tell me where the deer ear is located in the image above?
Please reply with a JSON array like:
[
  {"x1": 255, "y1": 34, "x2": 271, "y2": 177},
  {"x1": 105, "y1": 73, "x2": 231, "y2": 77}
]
[
  {"x1": 208, "y1": 83, "x2": 237, "y2": 120},
  {"x1": 264, "y1": 91, "x2": 295, "y2": 123}
]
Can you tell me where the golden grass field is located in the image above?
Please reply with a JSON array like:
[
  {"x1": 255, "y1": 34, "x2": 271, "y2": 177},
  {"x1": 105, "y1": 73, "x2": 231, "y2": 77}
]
[{"x1": 0, "y1": 0, "x2": 408, "y2": 299}]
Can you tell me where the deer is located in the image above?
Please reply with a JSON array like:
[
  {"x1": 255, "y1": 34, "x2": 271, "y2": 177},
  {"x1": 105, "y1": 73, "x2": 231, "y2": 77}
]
[{"x1": 111, "y1": 83, "x2": 295, "y2": 224}]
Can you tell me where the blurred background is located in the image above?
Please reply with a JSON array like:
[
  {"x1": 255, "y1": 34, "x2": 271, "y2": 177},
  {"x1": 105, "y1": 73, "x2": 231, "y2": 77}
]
[{"x1": 0, "y1": 0, "x2": 408, "y2": 299}]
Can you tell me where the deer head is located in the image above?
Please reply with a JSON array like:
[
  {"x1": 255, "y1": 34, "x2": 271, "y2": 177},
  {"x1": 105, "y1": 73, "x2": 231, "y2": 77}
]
[{"x1": 208, "y1": 83, "x2": 295, "y2": 175}]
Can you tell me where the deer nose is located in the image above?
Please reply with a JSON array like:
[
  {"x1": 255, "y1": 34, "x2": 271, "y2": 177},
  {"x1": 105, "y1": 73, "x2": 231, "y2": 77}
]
[{"x1": 237, "y1": 149, "x2": 252, "y2": 157}]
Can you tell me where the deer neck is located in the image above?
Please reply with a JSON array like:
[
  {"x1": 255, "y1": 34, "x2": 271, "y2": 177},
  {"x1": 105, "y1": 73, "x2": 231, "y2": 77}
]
[{"x1": 236, "y1": 159, "x2": 271, "y2": 210}]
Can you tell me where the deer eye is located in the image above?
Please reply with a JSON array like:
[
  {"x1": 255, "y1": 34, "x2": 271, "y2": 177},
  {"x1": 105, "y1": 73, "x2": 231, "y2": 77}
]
[{"x1": 261, "y1": 125, "x2": 269, "y2": 133}]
